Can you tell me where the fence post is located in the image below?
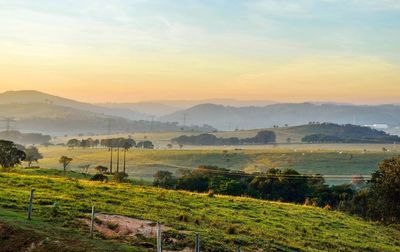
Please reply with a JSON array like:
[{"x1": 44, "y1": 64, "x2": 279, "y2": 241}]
[
  {"x1": 90, "y1": 206, "x2": 95, "y2": 237},
  {"x1": 195, "y1": 233, "x2": 200, "y2": 252},
  {"x1": 157, "y1": 222, "x2": 162, "y2": 252},
  {"x1": 27, "y1": 189, "x2": 35, "y2": 220}
]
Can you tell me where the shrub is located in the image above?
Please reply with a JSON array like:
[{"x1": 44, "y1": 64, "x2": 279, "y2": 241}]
[
  {"x1": 113, "y1": 172, "x2": 128, "y2": 183},
  {"x1": 90, "y1": 174, "x2": 108, "y2": 182}
]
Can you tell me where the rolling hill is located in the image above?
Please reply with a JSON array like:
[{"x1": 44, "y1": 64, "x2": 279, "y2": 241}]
[
  {"x1": 0, "y1": 171, "x2": 399, "y2": 251},
  {"x1": 0, "y1": 91, "x2": 215, "y2": 135},
  {"x1": 0, "y1": 90, "x2": 149, "y2": 120}
]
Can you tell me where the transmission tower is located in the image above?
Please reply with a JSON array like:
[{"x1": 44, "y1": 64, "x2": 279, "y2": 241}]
[{"x1": 0, "y1": 117, "x2": 16, "y2": 133}]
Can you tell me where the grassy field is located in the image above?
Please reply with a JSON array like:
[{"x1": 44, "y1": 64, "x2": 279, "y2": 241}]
[
  {"x1": 0, "y1": 171, "x2": 399, "y2": 251},
  {"x1": 37, "y1": 144, "x2": 400, "y2": 184}
]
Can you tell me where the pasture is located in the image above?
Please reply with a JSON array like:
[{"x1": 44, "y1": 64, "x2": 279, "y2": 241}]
[{"x1": 37, "y1": 143, "x2": 400, "y2": 184}]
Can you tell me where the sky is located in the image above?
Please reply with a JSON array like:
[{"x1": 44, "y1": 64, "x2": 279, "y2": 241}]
[{"x1": 0, "y1": 0, "x2": 399, "y2": 104}]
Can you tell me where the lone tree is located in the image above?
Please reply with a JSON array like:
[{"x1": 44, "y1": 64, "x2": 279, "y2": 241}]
[
  {"x1": 122, "y1": 139, "x2": 135, "y2": 173},
  {"x1": 25, "y1": 146, "x2": 43, "y2": 168},
  {"x1": 0, "y1": 140, "x2": 26, "y2": 169},
  {"x1": 59, "y1": 156, "x2": 73, "y2": 172}
]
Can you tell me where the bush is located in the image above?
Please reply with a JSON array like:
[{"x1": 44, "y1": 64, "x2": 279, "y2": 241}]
[
  {"x1": 90, "y1": 174, "x2": 108, "y2": 182},
  {"x1": 113, "y1": 172, "x2": 129, "y2": 183}
]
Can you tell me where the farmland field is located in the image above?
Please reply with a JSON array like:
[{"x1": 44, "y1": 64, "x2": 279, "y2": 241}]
[{"x1": 37, "y1": 142, "x2": 400, "y2": 184}]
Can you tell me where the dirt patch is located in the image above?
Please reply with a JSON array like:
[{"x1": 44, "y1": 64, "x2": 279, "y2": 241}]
[
  {"x1": 84, "y1": 213, "x2": 167, "y2": 238},
  {"x1": 83, "y1": 214, "x2": 191, "y2": 251}
]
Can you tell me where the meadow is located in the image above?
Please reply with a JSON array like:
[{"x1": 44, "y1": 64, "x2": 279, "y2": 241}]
[
  {"x1": 37, "y1": 143, "x2": 400, "y2": 184},
  {"x1": 1, "y1": 171, "x2": 400, "y2": 251}
]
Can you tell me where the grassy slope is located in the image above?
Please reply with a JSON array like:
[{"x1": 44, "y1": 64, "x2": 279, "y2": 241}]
[
  {"x1": 0, "y1": 172, "x2": 399, "y2": 251},
  {"x1": 0, "y1": 209, "x2": 137, "y2": 252}
]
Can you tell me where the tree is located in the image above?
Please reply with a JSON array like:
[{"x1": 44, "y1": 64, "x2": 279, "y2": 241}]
[
  {"x1": 137, "y1": 140, "x2": 154, "y2": 149},
  {"x1": 67, "y1": 139, "x2": 80, "y2": 149},
  {"x1": 95, "y1": 165, "x2": 108, "y2": 174},
  {"x1": 59, "y1": 156, "x2": 73, "y2": 172},
  {"x1": 368, "y1": 156, "x2": 400, "y2": 223},
  {"x1": 209, "y1": 176, "x2": 246, "y2": 196},
  {"x1": 0, "y1": 140, "x2": 26, "y2": 169},
  {"x1": 24, "y1": 146, "x2": 43, "y2": 167},
  {"x1": 153, "y1": 170, "x2": 176, "y2": 189},
  {"x1": 122, "y1": 139, "x2": 135, "y2": 173}
]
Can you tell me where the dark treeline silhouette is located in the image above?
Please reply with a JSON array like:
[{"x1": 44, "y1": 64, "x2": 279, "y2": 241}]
[
  {"x1": 301, "y1": 123, "x2": 400, "y2": 143},
  {"x1": 153, "y1": 157, "x2": 400, "y2": 224},
  {"x1": 172, "y1": 130, "x2": 276, "y2": 146},
  {"x1": 0, "y1": 130, "x2": 51, "y2": 145},
  {"x1": 66, "y1": 137, "x2": 154, "y2": 150}
]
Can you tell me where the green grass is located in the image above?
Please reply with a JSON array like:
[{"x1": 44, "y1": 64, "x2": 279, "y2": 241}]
[
  {"x1": 0, "y1": 208, "x2": 139, "y2": 252},
  {"x1": 0, "y1": 171, "x2": 399, "y2": 251},
  {"x1": 37, "y1": 145, "x2": 400, "y2": 184}
]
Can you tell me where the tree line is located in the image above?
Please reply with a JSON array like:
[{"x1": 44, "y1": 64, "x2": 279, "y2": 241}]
[
  {"x1": 67, "y1": 137, "x2": 154, "y2": 149},
  {"x1": 153, "y1": 158, "x2": 400, "y2": 224},
  {"x1": 172, "y1": 130, "x2": 276, "y2": 146}
]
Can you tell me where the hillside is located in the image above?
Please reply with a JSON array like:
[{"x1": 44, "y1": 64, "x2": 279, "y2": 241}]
[
  {"x1": 0, "y1": 91, "x2": 215, "y2": 135},
  {"x1": 0, "y1": 171, "x2": 399, "y2": 251},
  {"x1": 161, "y1": 103, "x2": 400, "y2": 130},
  {"x1": 0, "y1": 90, "x2": 149, "y2": 120},
  {"x1": 298, "y1": 123, "x2": 400, "y2": 143},
  {"x1": 0, "y1": 103, "x2": 182, "y2": 135}
]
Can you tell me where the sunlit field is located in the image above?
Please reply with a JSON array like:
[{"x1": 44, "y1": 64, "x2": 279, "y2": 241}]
[
  {"x1": 37, "y1": 141, "x2": 400, "y2": 184},
  {"x1": 1, "y1": 172, "x2": 399, "y2": 251}
]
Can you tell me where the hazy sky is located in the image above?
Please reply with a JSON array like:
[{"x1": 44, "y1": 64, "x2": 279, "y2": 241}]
[{"x1": 0, "y1": 0, "x2": 399, "y2": 103}]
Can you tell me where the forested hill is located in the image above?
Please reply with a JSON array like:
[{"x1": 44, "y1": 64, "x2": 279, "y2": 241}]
[{"x1": 299, "y1": 123, "x2": 400, "y2": 143}]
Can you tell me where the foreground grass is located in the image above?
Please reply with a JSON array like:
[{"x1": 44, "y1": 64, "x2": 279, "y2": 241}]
[
  {"x1": 0, "y1": 172, "x2": 399, "y2": 251},
  {"x1": 0, "y1": 208, "x2": 139, "y2": 252}
]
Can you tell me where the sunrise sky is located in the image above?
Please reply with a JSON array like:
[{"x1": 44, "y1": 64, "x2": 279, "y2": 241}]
[{"x1": 0, "y1": 0, "x2": 399, "y2": 104}]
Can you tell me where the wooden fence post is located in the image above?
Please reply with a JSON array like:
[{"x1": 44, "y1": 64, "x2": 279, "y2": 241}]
[
  {"x1": 195, "y1": 233, "x2": 200, "y2": 252},
  {"x1": 157, "y1": 222, "x2": 162, "y2": 252},
  {"x1": 27, "y1": 189, "x2": 35, "y2": 220},
  {"x1": 90, "y1": 206, "x2": 95, "y2": 237}
]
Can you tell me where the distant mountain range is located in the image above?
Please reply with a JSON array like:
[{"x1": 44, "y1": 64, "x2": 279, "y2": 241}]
[
  {"x1": 97, "y1": 99, "x2": 276, "y2": 117},
  {"x1": 160, "y1": 103, "x2": 400, "y2": 131},
  {"x1": 0, "y1": 91, "x2": 214, "y2": 135},
  {"x1": 1, "y1": 90, "x2": 400, "y2": 135}
]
